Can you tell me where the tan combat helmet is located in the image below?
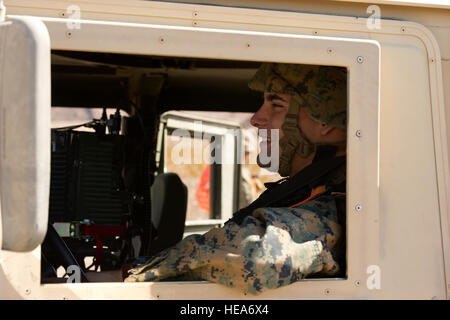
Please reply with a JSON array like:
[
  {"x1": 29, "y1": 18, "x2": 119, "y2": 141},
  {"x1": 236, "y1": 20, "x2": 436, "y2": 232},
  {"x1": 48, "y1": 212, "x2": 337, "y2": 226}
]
[{"x1": 248, "y1": 62, "x2": 347, "y2": 176}]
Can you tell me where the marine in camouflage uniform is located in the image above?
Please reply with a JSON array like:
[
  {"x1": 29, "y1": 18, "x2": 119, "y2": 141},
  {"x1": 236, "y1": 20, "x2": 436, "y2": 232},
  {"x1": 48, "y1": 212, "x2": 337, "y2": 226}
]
[{"x1": 124, "y1": 63, "x2": 347, "y2": 295}]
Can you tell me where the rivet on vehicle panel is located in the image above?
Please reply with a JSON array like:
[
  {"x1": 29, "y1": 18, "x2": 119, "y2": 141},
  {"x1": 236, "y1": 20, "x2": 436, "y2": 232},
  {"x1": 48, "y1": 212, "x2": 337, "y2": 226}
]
[
  {"x1": 193, "y1": 11, "x2": 199, "y2": 18},
  {"x1": 159, "y1": 37, "x2": 165, "y2": 44},
  {"x1": 193, "y1": 21, "x2": 198, "y2": 27},
  {"x1": 313, "y1": 31, "x2": 319, "y2": 35},
  {"x1": 430, "y1": 58, "x2": 435, "y2": 63},
  {"x1": 357, "y1": 56, "x2": 364, "y2": 64},
  {"x1": 327, "y1": 48, "x2": 333, "y2": 54},
  {"x1": 246, "y1": 43, "x2": 251, "y2": 48},
  {"x1": 59, "y1": 11, "x2": 66, "y2": 18},
  {"x1": 355, "y1": 204, "x2": 362, "y2": 212},
  {"x1": 355, "y1": 280, "x2": 361, "y2": 287},
  {"x1": 66, "y1": 31, "x2": 72, "y2": 39},
  {"x1": 401, "y1": 27, "x2": 406, "y2": 32},
  {"x1": 25, "y1": 289, "x2": 31, "y2": 295},
  {"x1": 356, "y1": 130, "x2": 362, "y2": 137},
  {"x1": 324, "y1": 288, "x2": 331, "y2": 295}
]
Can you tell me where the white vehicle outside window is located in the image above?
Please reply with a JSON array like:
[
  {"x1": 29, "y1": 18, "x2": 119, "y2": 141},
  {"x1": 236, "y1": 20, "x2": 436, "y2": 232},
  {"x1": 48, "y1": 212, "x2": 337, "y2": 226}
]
[{"x1": 157, "y1": 111, "x2": 242, "y2": 237}]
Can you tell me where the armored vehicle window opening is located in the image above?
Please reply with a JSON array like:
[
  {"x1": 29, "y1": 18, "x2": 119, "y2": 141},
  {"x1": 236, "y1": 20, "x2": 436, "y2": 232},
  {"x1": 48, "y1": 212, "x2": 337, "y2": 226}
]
[
  {"x1": 42, "y1": 50, "x2": 349, "y2": 285},
  {"x1": 33, "y1": 19, "x2": 382, "y2": 295}
]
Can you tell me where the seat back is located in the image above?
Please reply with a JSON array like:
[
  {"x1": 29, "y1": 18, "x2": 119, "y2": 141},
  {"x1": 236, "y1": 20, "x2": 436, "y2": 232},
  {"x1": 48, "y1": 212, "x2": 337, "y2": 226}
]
[{"x1": 149, "y1": 172, "x2": 188, "y2": 256}]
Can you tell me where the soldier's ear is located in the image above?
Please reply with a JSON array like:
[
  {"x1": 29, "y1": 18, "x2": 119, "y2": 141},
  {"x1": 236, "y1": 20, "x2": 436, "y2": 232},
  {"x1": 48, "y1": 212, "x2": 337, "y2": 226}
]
[{"x1": 320, "y1": 124, "x2": 335, "y2": 136}]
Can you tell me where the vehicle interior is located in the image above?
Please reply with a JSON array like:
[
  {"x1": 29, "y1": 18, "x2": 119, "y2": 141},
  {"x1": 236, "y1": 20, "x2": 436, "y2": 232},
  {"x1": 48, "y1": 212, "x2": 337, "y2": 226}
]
[
  {"x1": 41, "y1": 50, "x2": 263, "y2": 283},
  {"x1": 41, "y1": 51, "x2": 347, "y2": 284}
]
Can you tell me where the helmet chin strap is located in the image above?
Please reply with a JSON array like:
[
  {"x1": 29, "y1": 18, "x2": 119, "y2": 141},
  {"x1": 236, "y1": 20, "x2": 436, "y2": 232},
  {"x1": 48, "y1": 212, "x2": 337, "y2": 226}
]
[
  {"x1": 278, "y1": 98, "x2": 316, "y2": 177},
  {"x1": 278, "y1": 99, "x2": 345, "y2": 176}
]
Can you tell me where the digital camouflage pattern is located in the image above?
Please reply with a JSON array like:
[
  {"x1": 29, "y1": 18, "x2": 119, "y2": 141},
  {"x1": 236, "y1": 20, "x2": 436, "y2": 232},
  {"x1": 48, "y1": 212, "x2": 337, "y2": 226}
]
[
  {"x1": 124, "y1": 168, "x2": 345, "y2": 295},
  {"x1": 248, "y1": 63, "x2": 347, "y2": 176}
]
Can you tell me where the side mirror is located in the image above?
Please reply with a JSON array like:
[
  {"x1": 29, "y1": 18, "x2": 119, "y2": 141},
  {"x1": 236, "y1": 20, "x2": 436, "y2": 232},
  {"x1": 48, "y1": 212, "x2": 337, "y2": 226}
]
[{"x1": 0, "y1": 16, "x2": 51, "y2": 251}]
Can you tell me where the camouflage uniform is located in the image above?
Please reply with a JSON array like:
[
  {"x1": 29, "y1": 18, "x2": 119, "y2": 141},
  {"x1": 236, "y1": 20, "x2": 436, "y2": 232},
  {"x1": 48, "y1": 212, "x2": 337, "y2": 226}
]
[
  {"x1": 124, "y1": 166, "x2": 345, "y2": 295},
  {"x1": 124, "y1": 63, "x2": 347, "y2": 295}
]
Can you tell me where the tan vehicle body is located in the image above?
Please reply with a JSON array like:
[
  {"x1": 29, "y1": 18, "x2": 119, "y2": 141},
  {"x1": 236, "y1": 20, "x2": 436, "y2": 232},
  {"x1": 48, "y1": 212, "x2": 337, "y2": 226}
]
[{"x1": 0, "y1": 0, "x2": 449, "y2": 299}]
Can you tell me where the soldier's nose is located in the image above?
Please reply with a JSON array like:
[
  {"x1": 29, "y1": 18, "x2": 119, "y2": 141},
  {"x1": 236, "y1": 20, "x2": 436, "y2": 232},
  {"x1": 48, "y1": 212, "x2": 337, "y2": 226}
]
[{"x1": 250, "y1": 107, "x2": 269, "y2": 128}]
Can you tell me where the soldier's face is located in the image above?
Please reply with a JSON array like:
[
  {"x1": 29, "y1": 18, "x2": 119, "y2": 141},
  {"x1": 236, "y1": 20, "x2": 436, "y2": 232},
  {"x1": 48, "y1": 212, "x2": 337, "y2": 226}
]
[
  {"x1": 250, "y1": 92, "x2": 290, "y2": 164},
  {"x1": 250, "y1": 92, "x2": 328, "y2": 170}
]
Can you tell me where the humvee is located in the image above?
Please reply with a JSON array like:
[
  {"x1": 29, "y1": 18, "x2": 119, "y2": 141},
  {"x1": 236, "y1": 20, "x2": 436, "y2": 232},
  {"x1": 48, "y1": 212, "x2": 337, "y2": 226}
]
[{"x1": 0, "y1": 0, "x2": 449, "y2": 300}]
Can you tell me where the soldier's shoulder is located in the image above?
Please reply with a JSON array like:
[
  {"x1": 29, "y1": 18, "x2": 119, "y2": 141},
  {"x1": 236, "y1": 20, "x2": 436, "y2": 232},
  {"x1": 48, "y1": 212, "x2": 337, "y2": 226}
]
[{"x1": 290, "y1": 193, "x2": 342, "y2": 220}]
